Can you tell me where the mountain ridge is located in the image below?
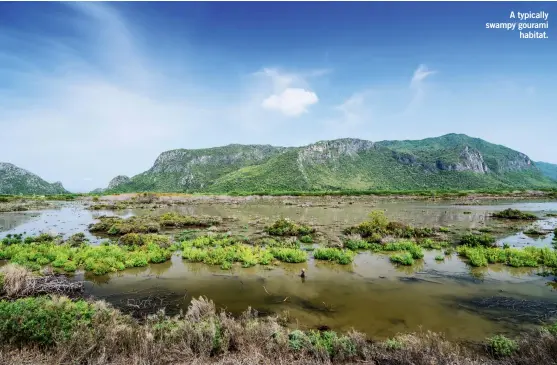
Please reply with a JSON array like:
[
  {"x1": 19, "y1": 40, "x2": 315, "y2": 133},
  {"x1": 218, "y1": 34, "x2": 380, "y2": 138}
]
[
  {"x1": 101, "y1": 134, "x2": 556, "y2": 194},
  {"x1": 0, "y1": 162, "x2": 69, "y2": 195}
]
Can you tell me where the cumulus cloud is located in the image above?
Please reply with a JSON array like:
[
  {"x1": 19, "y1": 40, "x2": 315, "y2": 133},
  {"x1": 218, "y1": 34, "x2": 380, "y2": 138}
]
[
  {"x1": 256, "y1": 67, "x2": 323, "y2": 117},
  {"x1": 262, "y1": 88, "x2": 318, "y2": 117}
]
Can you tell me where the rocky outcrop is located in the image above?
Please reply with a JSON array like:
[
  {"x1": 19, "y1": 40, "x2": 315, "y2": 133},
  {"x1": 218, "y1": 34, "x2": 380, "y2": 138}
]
[
  {"x1": 103, "y1": 134, "x2": 553, "y2": 193},
  {"x1": 107, "y1": 175, "x2": 131, "y2": 190},
  {"x1": 0, "y1": 162, "x2": 68, "y2": 195}
]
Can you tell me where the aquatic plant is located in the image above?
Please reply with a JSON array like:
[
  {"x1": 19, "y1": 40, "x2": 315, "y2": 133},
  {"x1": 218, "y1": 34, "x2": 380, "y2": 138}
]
[
  {"x1": 269, "y1": 247, "x2": 307, "y2": 263},
  {"x1": 343, "y1": 238, "x2": 371, "y2": 250},
  {"x1": 158, "y1": 212, "x2": 222, "y2": 227},
  {"x1": 457, "y1": 246, "x2": 557, "y2": 268},
  {"x1": 389, "y1": 253, "x2": 414, "y2": 266},
  {"x1": 459, "y1": 233, "x2": 496, "y2": 247},
  {"x1": 0, "y1": 239, "x2": 173, "y2": 275},
  {"x1": 418, "y1": 238, "x2": 449, "y2": 249},
  {"x1": 491, "y1": 208, "x2": 537, "y2": 220},
  {"x1": 434, "y1": 255, "x2": 444, "y2": 261},
  {"x1": 343, "y1": 210, "x2": 437, "y2": 242},
  {"x1": 313, "y1": 248, "x2": 355, "y2": 265},
  {"x1": 265, "y1": 218, "x2": 315, "y2": 236},
  {"x1": 119, "y1": 233, "x2": 172, "y2": 248}
]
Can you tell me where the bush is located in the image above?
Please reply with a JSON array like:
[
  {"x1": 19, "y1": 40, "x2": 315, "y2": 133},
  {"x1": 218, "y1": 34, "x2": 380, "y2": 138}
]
[
  {"x1": 460, "y1": 233, "x2": 496, "y2": 247},
  {"x1": 265, "y1": 218, "x2": 315, "y2": 236},
  {"x1": 0, "y1": 296, "x2": 96, "y2": 346},
  {"x1": 313, "y1": 248, "x2": 355, "y2": 264},
  {"x1": 492, "y1": 209, "x2": 537, "y2": 220},
  {"x1": 487, "y1": 334, "x2": 518, "y2": 357},
  {"x1": 390, "y1": 253, "x2": 414, "y2": 266}
]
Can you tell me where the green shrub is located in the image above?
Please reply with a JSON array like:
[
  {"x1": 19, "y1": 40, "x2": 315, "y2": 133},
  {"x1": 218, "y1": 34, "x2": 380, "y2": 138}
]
[
  {"x1": 492, "y1": 209, "x2": 537, "y2": 220},
  {"x1": 344, "y1": 239, "x2": 371, "y2": 250},
  {"x1": 385, "y1": 338, "x2": 403, "y2": 350},
  {"x1": 313, "y1": 248, "x2": 355, "y2": 265},
  {"x1": 434, "y1": 255, "x2": 444, "y2": 261},
  {"x1": 0, "y1": 296, "x2": 96, "y2": 346},
  {"x1": 390, "y1": 253, "x2": 414, "y2": 266},
  {"x1": 460, "y1": 233, "x2": 496, "y2": 247},
  {"x1": 270, "y1": 248, "x2": 307, "y2": 263},
  {"x1": 487, "y1": 334, "x2": 518, "y2": 357},
  {"x1": 265, "y1": 218, "x2": 315, "y2": 236}
]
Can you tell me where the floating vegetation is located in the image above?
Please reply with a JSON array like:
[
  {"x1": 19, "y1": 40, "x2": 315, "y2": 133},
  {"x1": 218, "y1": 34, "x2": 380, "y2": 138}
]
[{"x1": 491, "y1": 208, "x2": 537, "y2": 220}]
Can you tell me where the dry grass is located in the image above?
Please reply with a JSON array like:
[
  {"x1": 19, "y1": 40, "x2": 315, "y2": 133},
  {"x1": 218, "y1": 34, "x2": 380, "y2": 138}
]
[
  {"x1": 0, "y1": 290, "x2": 555, "y2": 365},
  {"x1": 0, "y1": 264, "x2": 83, "y2": 298}
]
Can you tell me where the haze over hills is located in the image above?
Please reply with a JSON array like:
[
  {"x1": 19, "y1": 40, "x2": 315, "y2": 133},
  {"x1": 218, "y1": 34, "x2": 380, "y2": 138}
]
[
  {"x1": 536, "y1": 162, "x2": 557, "y2": 182},
  {"x1": 101, "y1": 134, "x2": 557, "y2": 194},
  {"x1": 0, "y1": 163, "x2": 69, "y2": 195}
]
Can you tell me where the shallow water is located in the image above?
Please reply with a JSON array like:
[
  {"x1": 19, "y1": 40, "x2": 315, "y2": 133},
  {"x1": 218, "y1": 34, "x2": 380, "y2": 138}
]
[{"x1": 1, "y1": 198, "x2": 557, "y2": 341}]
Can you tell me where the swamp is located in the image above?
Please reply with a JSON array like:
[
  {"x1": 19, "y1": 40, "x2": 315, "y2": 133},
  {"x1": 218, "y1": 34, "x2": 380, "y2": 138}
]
[{"x1": 1, "y1": 192, "x2": 557, "y2": 364}]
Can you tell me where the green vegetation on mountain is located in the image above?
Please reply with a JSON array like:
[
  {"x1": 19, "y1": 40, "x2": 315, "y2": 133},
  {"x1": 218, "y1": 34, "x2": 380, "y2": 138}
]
[
  {"x1": 0, "y1": 163, "x2": 68, "y2": 195},
  {"x1": 536, "y1": 161, "x2": 557, "y2": 181},
  {"x1": 102, "y1": 134, "x2": 557, "y2": 194}
]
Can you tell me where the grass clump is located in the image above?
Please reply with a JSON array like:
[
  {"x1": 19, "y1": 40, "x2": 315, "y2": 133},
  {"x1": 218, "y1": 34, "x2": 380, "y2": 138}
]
[
  {"x1": 343, "y1": 210, "x2": 436, "y2": 243},
  {"x1": 158, "y1": 212, "x2": 222, "y2": 228},
  {"x1": 313, "y1": 248, "x2": 355, "y2": 264},
  {"x1": 0, "y1": 296, "x2": 96, "y2": 346},
  {"x1": 460, "y1": 233, "x2": 496, "y2": 247},
  {"x1": 265, "y1": 218, "x2": 316, "y2": 236},
  {"x1": 491, "y1": 208, "x2": 537, "y2": 220},
  {"x1": 390, "y1": 252, "x2": 414, "y2": 266},
  {"x1": 119, "y1": 233, "x2": 172, "y2": 248},
  {"x1": 269, "y1": 247, "x2": 307, "y2": 263},
  {"x1": 457, "y1": 246, "x2": 557, "y2": 268},
  {"x1": 486, "y1": 334, "x2": 518, "y2": 357},
  {"x1": 0, "y1": 236, "x2": 173, "y2": 275},
  {"x1": 434, "y1": 255, "x2": 444, "y2": 261}
]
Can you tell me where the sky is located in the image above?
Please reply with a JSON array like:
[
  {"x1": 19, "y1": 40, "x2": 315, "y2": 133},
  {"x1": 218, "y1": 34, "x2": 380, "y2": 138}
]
[{"x1": 1, "y1": 1, "x2": 556, "y2": 192}]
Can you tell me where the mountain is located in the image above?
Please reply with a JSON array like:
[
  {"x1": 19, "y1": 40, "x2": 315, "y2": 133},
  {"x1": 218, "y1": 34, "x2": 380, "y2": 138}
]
[
  {"x1": 103, "y1": 134, "x2": 557, "y2": 194},
  {"x1": 0, "y1": 163, "x2": 69, "y2": 195},
  {"x1": 536, "y1": 161, "x2": 557, "y2": 181}
]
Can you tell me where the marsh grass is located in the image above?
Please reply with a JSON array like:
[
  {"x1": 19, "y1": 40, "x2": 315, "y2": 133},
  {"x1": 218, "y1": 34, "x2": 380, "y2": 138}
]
[
  {"x1": 313, "y1": 248, "x2": 355, "y2": 265},
  {"x1": 89, "y1": 213, "x2": 222, "y2": 236},
  {"x1": 0, "y1": 238, "x2": 173, "y2": 275},
  {"x1": 457, "y1": 246, "x2": 557, "y2": 268},
  {"x1": 460, "y1": 233, "x2": 497, "y2": 247},
  {"x1": 491, "y1": 209, "x2": 537, "y2": 220},
  {"x1": 343, "y1": 210, "x2": 437, "y2": 243},
  {"x1": 181, "y1": 235, "x2": 307, "y2": 268},
  {"x1": 265, "y1": 218, "x2": 316, "y2": 237},
  {"x1": 390, "y1": 253, "x2": 414, "y2": 266},
  {"x1": 0, "y1": 294, "x2": 556, "y2": 365}
]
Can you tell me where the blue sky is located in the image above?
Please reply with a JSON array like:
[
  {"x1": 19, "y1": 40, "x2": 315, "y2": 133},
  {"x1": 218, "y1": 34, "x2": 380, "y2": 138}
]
[{"x1": 1, "y1": 2, "x2": 556, "y2": 192}]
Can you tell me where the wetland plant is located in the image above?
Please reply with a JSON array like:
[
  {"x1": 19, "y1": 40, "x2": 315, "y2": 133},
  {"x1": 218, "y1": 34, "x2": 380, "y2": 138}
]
[
  {"x1": 313, "y1": 248, "x2": 355, "y2": 264},
  {"x1": 434, "y1": 255, "x2": 444, "y2": 261},
  {"x1": 486, "y1": 334, "x2": 518, "y2": 357},
  {"x1": 459, "y1": 233, "x2": 496, "y2": 247},
  {"x1": 491, "y1": 208, "x2": 537, "y2": 220},
  {"x1": 457, "y1": 246, "x2": 557, "y2": 268},
  {"x1": 389, "y1": 252, "x2": 414, "y2": 266},
  {"x1": 265, "y1": 218, "x2": 315, "y2": 236}
]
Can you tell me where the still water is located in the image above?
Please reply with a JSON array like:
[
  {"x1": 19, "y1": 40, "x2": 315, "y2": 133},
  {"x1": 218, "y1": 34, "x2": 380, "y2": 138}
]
[{"x1": 1, "y1": 198, "x2": 556, "y2": 340}]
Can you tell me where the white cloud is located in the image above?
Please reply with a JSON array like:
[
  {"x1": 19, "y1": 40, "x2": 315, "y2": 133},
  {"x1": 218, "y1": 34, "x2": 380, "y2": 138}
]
[
  {"x1": 262, "y1": 88, "x2": 318, "y2": 117},
  {"x1": 410, "y1": 64, "x2": 436, "y2": 88},
  {"x1": 255, "y1": 67, "x2": 323, "y2": 117}
]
